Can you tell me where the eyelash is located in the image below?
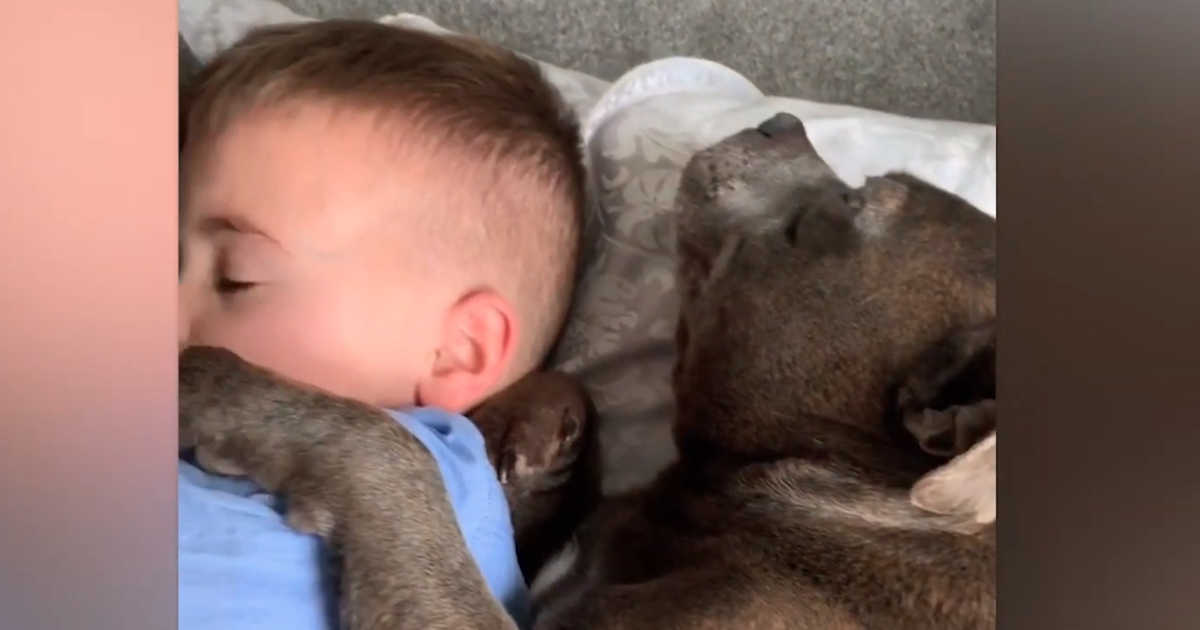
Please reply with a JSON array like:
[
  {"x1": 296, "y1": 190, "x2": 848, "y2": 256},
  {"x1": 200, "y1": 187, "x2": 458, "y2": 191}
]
[
  {"x1": 216, "y1": 277, "x2": 256, "y2": 294},
  {"x1": 214, "y1": 251, "x2": 256, "y2": 295}
]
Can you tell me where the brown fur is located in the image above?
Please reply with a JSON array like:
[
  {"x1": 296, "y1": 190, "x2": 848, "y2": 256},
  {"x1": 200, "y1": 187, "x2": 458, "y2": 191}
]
[
  {"x1": 467, "y1": 372, "x2": 603, "y2": 580},
  {"x1": 180, "y1": 346, "x2": 514, "y2": 630},
  {"x1": 533, "y1": 113, "x2": 996, "y2": 630},
  {"x1": 179, "y1": 347, "x2": 598, "y2": 630}
]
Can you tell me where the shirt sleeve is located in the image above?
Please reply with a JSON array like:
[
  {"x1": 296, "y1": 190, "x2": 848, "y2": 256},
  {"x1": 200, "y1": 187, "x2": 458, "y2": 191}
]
[
  {"x1": 178, "y1": 460, "x2": 335, "y2": 630},
  {"x1": 177, "y1": 407, "x2": 530, "y2": 630}
]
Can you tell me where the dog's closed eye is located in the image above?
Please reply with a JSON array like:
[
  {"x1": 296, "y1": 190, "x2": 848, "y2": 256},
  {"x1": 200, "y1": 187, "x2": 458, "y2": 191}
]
[{"x1": 783, "y1": 210, "x2": 806, "y2": 243}]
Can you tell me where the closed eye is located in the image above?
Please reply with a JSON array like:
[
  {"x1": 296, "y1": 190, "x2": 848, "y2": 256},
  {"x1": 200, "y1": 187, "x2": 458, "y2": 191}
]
[
  {"x1": 216, "y1": 277, "x2": 256, "y2": 294},
  {"x1": 214, "y1": 249, "x2": 256, "y2": 295},
  {"x1": 783, "y1": 207, "x2": 807, "y2": 243}
]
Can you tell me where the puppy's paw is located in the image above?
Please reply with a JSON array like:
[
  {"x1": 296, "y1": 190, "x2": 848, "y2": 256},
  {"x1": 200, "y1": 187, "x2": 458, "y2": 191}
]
[
  {"x1": 281, "y1": 483, "x2": 340, "y2": 537},
  {"x1": 178, "y1": 346, "x2": 248, "y2": 451},
  {"x1": 179, "y1": 345, "x2": 420, "y2": 539},
  {"x1": 192, "y1": 442, "x2": 247, "y2": 477},
  {"x1": 180, "y1": 346, "x2": 306, "y2": 490},
  {"x1": 181, "y1": 346, "x2": 517, "y2": 629},
  {"x1": 902, "y1": 398, "x2": 996, "y2": 458},
  {"x1": 469, "y1": 371, "x2": 592, "y2": 492},
  {"x1": 911, "y1": 431, "x2": 996, "y2": 530}
]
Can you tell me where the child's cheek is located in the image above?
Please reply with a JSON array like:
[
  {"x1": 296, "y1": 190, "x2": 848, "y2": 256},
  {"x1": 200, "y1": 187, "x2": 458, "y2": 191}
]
[{"x1": 225, "y1": 295, "x2": 364, "y2": 399}]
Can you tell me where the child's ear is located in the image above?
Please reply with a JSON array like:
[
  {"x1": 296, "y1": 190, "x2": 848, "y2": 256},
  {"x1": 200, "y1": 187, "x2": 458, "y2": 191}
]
[{"x1": 416, "y1": 290, "x2": 518, "y2": 414}]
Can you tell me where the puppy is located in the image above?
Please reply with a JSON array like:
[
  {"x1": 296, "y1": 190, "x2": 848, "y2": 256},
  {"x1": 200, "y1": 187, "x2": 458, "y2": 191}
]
[
  {"x1": 179, "y1": 347, "x2": 597, "y2": 630},
  {"x1": 531, "y1": 112, "x2": 996, "y2": 630}
]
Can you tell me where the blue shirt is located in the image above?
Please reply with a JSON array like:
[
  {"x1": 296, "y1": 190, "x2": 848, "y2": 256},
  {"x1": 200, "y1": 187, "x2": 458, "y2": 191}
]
[{"x1": 178, "y1": 407, "x2": 530, "y2": 630}]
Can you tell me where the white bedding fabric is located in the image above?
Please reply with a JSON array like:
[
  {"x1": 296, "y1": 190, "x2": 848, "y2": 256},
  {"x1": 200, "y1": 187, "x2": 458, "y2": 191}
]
[{"x1": 586, "y1": 57, "x2": 996, "y2": 218}]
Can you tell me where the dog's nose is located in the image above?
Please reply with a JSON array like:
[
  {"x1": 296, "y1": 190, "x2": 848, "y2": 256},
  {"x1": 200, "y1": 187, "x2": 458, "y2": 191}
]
[{"x1": 755, "y1": 112, "x2": 805, "y2": 139}]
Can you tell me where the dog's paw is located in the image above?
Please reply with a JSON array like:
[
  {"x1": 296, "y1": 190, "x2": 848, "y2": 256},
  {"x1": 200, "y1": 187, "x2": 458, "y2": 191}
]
[
  {"x1": 178, "y1": 346, "x2": 263, "y2": 457},
  {"x1": 192, "y1": 441, "x2": 247, "y2": 477},
  {"x1": 494, "y1": 408, "x2": 585, "y2": 489},
  {"x1": 902, "y1": 398, "x2": 996, "y2": 458},
  {"x1": 179, "y1": 345, "x2": 414, "y2": 538},
  {"x1": 469, "y1": 371, "x2": 592, "y2": 492},
  {"x1": 278, "y1": 479, "x2": 341, "y2": 537}
]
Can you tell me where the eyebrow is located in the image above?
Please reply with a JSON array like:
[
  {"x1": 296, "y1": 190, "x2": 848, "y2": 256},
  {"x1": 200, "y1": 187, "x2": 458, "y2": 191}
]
[{"x1": 196, "y1": 215, "x2": 279, "y2": 244}]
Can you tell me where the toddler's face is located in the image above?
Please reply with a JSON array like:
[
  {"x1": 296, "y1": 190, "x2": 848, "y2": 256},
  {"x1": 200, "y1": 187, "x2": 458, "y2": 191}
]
[{"x1": 179, "y1": 104, "x2": 459, "y2": 409}]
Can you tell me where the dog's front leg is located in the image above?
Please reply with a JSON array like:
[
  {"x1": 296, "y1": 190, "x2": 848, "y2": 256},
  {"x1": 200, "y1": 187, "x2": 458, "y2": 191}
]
[
  {"x1": 179, "y1": 345, "x2": 518, "y2": 630},
  {"x1": 467, "y1": 371, "x2": 601, "y2": 580}
]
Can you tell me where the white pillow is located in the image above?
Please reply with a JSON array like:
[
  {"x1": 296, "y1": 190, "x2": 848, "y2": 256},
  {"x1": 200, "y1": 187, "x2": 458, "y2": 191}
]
[{"x1": 179, "y1": 0, "x2": 314, "y2": 62}]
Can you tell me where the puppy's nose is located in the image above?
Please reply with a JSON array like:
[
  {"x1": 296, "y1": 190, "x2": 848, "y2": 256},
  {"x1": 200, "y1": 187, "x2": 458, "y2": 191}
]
[{"x1": 755, "y1": 112, "x2": 805, "y2": 139}]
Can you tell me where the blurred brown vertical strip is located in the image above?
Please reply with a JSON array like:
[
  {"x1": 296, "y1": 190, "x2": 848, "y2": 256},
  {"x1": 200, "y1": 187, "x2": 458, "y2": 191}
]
[{"x1": 1000, "y1": 0, "x2": 1200, "y2": 629}]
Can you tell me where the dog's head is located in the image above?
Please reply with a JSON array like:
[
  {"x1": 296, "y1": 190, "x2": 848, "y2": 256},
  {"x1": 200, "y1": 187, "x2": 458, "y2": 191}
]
[{"x1": 671, "y1": 113, "x2": 995, "y2": 466}]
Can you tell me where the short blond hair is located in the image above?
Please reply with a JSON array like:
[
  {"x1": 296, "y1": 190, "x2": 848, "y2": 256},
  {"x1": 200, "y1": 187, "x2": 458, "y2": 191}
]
[{"x1": 182, "y1": 20, "x2": 585, "y2": 371}]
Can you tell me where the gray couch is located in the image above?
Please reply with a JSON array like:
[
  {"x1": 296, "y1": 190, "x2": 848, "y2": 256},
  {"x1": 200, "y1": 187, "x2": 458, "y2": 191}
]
[{"x1": 276, "y1": 0, "x2": 995, "y2": 124}]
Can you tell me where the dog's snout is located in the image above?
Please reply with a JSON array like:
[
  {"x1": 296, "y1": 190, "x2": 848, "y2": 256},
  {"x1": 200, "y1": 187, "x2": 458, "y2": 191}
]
[{"x1": 755, "y1": 112, "x2": 805, "y2": 139}]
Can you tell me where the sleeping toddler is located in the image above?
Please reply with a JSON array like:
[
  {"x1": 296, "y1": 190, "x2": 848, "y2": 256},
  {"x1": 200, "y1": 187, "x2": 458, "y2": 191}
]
[{"x1": 177, "y1": 20, "x2": 585, "y2": 630}]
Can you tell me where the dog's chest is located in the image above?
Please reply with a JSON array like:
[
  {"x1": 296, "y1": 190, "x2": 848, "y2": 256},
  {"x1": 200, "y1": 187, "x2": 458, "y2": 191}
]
[
  {"x1": 528, "y1": 539, "x2": 595, "y2": 624},
  {"x1": 529, "y1": 539, "x2": 581, "y2": 602}
]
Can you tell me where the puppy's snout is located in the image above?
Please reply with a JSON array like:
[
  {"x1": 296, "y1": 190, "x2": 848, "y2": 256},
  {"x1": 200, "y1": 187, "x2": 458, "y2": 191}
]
[{"x1": 755, "y1": 112, "x2": 805, "y2": 139}]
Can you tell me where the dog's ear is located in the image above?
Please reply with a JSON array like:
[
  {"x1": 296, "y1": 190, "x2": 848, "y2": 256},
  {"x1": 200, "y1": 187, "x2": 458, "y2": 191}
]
[
  {"x1": 897, "y1": 321, "x2": 996, "y2": 458},
  {"x1": 677, "y1": 231, "x2": 743, "y2": 309},
  {"x1": 904, "y1": 400, "x2": 995, "y2": 458},
  {"x1": 911, "y1": 431, "x2": 996, "y2": 529}
]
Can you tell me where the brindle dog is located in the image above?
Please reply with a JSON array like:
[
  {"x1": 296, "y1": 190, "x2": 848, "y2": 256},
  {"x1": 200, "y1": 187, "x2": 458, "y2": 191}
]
[
  {"x1": 179, "y1": 112, "x2": 996, "y2": 630},
  {"x1": 532, "y1": 112, "x2": 996, "y2": 630}
]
